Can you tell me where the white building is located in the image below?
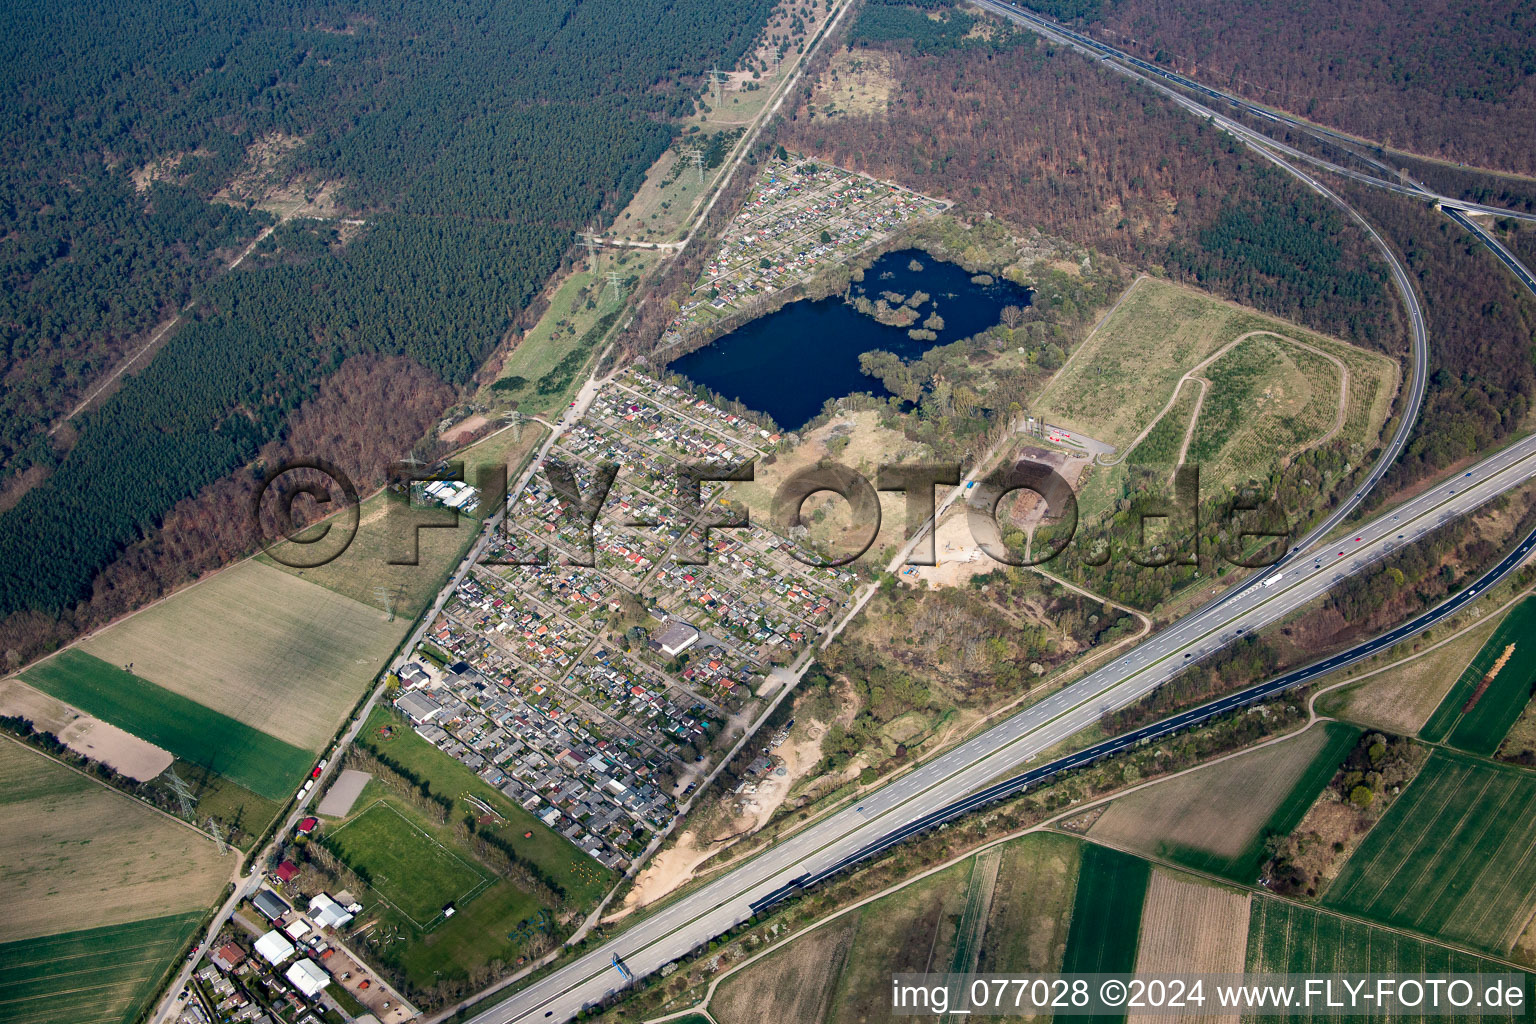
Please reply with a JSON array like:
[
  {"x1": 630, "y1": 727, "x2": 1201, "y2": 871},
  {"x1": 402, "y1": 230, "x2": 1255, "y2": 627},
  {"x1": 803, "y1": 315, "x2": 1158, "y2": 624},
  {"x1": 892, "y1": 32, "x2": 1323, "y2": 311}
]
[
  {"x1": 308, "y1": 892, "x2": 355, "y2": 930},
  {"x1": 254, "y1": 930, "x2": 295, "y2": 966},
  {"x1": 285, "y1": 957, "x2": 331, "y2": 998}
]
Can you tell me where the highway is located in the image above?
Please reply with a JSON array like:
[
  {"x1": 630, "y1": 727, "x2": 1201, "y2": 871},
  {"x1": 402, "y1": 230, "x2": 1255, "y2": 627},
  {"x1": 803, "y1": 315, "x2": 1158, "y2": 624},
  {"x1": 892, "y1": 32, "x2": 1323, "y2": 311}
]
[
  {"x1": 769, "y1": 491, "x2": 1536, "y2": 905},
  {"x1": 458, "y1": 11, "x2": 1536, "y2": 1022},
  {"x1": 467, "y1": 422, "x2": 1536, "y2": 1023}
]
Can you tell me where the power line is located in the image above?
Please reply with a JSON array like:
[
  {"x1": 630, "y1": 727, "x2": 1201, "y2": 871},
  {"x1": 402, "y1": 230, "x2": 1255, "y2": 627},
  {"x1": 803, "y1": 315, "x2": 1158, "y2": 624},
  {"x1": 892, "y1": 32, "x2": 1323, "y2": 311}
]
[
  {"x1": 708, "y1": 66, "x2": 725, "y2": 109},
  {"x1": 163, "y1": 766, "x2": 195, "y2": 819},
  {"x1": 206, "y1": 817, "x2": 229, "y2": 856}
]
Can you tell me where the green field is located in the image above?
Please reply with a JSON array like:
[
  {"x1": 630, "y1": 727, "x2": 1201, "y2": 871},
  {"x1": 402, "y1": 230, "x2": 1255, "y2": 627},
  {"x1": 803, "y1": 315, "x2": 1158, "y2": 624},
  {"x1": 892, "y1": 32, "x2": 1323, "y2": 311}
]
[
  {"x1": 483, "y1": 256, "x2": 651, "y2": 417},
  {"x1": 323, "y1": 785, "x2": 550, "y2": 990},
  {"x1": 1125, "y1": 377, "x2": 1202, "y2": 468},
  {"x1": 20, "y1": 649, "x2": 311, "y2": 800},
  {"x1": 0, "y1": 912, "x2": 205, "y2": 1024},
  {"x1": 361, "y1": 706, "x2": 614, "y2": 904},
  {"x1": 977, "y1": 832, "x2": 1082, "y2": 973},
  {"x1": 1325, "y1": 751, "x2": 1536, "y2": 953},
  {"x1": 1166, "y1": 723, "x2": 1360, "y2": 881},
  {"x1": 145, "y1": 759, "x2": 281, "y2": 851},
  {"x1": 1089, "y1": 723, "x2": 1360, "y2": 884},
  {"x1": 1246, "y1": 898, "x2": 1523, "y2": 1024},
  {"x1": 1062, "y1": 842, "x2": 1150, "y2": 972},
  {"x1": 1420, "y1": 597, "x2": 1536, "y2": 756},
  {"x1": 391, "y1": 878, "x2": 545, "y2": 988},
  {"x1": 325, "y1": 799, "x2": 490, "y2": 926}
]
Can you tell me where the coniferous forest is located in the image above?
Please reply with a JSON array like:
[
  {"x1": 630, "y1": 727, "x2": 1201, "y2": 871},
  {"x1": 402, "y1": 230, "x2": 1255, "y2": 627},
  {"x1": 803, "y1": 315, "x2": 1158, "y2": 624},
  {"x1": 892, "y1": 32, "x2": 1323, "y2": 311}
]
[{"x1": 0, "y1": 0, "x2": 775, "y2": 621}]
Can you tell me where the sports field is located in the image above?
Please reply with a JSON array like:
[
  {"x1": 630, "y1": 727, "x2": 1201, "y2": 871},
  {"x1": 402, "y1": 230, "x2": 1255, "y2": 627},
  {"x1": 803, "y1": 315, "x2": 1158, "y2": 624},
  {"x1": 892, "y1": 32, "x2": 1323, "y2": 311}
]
[
  {"x1": 1246, "y1": 898, "x2": 1519, "y2": 1024},
  {"x1": 1420, "y1": 597, "x2": 1536, "y2": 756},
  {"x1": 324, "y1": 799, "x2": 490, "y2": 927},
  {"x1": 1324, "y1": 750, "x2": 1536, "y2": 953},
  {"x1": 1061, "y1": 843, "x2": 1150, "y2": 976},
  {"x1": 1089, "y1": 723, "x2": 1359, "y2": 882},
  {"x1": 0, "y1": 740, "x2": 227, "y2": 942},
  {"x1": 361, "y1": 706, "x2": 614, "y2": 903},
  {"x1": 77, "y1": 558, "x2": 403, "y2": 751},
  {"x1": 0, "y1": 912, "x2": 206, "y2": 1024},
  {"x1": 20, "y1": 649, "x2": 311, "y2": 800}
]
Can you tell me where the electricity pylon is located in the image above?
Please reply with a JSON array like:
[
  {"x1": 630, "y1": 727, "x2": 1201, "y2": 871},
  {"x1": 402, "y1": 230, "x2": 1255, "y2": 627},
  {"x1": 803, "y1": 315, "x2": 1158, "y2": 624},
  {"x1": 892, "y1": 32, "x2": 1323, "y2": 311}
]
[{"x1": 163, "y1": 766, "x2": 195, "y2": 819}]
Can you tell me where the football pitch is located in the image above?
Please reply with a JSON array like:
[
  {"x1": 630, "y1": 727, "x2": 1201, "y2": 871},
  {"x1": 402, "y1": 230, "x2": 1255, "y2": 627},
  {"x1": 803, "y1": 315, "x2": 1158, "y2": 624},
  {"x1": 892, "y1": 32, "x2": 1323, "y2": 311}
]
[
  {"x1": 323, "y1": 799, "x2": 491, "y2": 928},
  {"x1": 1324, "y1": 750, "x2": 1536, "y2": 953}
]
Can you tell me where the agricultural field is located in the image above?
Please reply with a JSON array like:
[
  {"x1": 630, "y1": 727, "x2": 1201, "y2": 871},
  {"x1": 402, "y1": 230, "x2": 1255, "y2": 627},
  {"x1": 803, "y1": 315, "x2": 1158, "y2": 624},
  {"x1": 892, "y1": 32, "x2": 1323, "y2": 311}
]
[
  {"x1": 1419, "y1": 597, "x2": 1536, "y2": 756},
  {"x1": 826, "y1": 860, "x2": 971, "y2": 1024},
  {"x1": 1315, "y1": 608, "x2": 1506, "y2": 735},
  {"x1": 711, "y1": 915, "x2": 858, "y2": 1024},
  {"x1": 1036, "y1": 277, "x2": 1397, "y2": 508},
  {"x1": 1131, "y1": 869, "x2": 1250, "y2": 982},
  {"x1": 1088, "y1": 723, "x2": 1359, "y2": 882},
  {"x1": 19, "y1": 649, "x2": 311, "y2": 800},
  {"x1": 1324, "y1": 750, "x2": 1536, "y2": 954},
  {"x1": 0, "y1": 740, "x2": 228, "y2": 942},
  {"x1": 977, "y1": 831, "x2": 1082, "y2": 974},
  {"x1": 360, "y1": 706, "x2": 614, "y2": 904},
  {"x1": 259, "y1": 489, "x2": 481, "y2": 621},
  {"x1": 325, "y1": 799, "x2": 491, "y2": 927},
  {"x1": 1059, "y1": 843, "x2": 1150, "y2": 977},
  {"x1": 948, "y1": 849, "x2": 1004, "y2": 976},
  {"x1": 76, "y1": 558, "x2": 403, "y2": 751},
  {"x1": 1246, "y1": 898, "x2": 1520, "y2": 1024},
  {"x1": 0, "y1": 912, "x2": 206, "y2": 1024}
]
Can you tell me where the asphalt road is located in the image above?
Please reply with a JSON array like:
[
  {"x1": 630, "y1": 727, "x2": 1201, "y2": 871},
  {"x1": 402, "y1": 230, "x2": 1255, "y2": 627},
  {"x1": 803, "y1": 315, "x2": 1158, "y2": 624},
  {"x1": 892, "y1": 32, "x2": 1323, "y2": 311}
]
[
  {"x1": 467, "y1": 423, "x2": 1536, "y2": 1023},
  {"x1": 774, "y1": 489, "x2": 1536, "y2": 903},
  {"x1": 460, "y1": 13, "x2": 1536, "y2": 1020}
]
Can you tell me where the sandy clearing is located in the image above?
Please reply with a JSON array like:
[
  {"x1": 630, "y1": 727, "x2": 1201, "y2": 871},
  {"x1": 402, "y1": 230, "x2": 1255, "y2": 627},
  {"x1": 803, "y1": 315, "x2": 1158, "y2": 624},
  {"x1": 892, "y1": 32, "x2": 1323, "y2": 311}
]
[
  {"x1": 317, "y1": 769, "x2": 372, "y2": 817},
  {"x1": 1130, "y1": 870, "x2": 1250, "y2": 1024},
  {"x1": 442, "y1": 413, "x2": 490, "y2": 443},
  {"x1": 0, "y1": 740, "x2": 227, "y2": 941},
  {"x1": 617, "y1": 721, "x2": 828, "y2": 914},
  {"x1": 0, "y1": 679, "x2": 172, "y2": 781},
  {"x1": 78, "y1": 560, "x2": 404, "y2": 750}
]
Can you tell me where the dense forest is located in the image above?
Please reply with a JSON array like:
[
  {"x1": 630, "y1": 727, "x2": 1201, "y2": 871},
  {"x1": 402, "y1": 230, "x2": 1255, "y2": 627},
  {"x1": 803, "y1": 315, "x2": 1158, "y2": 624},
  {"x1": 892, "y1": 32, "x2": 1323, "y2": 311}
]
[
  {"x1": 0, "y1": 0, "x2": 777, "y2": 623},
  {"x1": 1027, "y1": 0, "x2": 1536, "y2": 175},
  {"x1": 1343, "y1": 185, "x2": 1536, "y2": 491}
]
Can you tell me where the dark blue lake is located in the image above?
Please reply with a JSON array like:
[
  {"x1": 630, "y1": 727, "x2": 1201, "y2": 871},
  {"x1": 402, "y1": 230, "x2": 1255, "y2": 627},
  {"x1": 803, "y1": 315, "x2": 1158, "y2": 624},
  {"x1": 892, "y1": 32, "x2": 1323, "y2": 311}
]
[{"x1": 666, "y1": 248, "x2": 1031, "y2": 430}]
